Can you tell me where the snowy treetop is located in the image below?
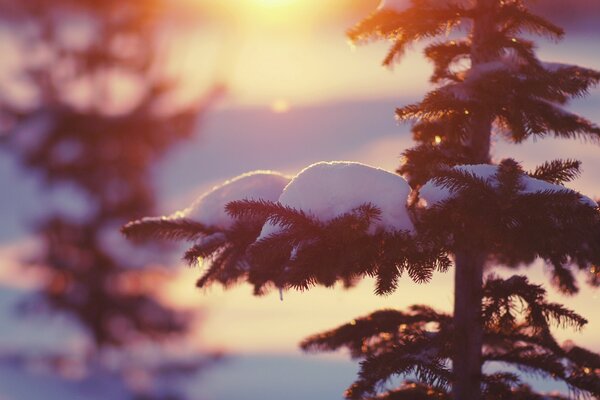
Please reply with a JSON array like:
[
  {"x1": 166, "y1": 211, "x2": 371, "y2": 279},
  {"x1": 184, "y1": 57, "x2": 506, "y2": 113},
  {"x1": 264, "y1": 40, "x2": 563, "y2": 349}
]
[
  {"x1": 259, "y1": 161, "x2": 414, "y2": 239},
  {"x1": 419, "y1": 164, "x2": 597, "y2": 208}
]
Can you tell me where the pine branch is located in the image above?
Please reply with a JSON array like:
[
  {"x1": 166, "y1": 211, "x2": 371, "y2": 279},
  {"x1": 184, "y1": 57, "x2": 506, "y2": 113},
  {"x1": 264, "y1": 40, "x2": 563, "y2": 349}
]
[
  {"x1": 550, "y1": 262, "x2": 579, "y2": 295},
  {"x1": 424, "y1": 40, "x2": 471, "y2": 83},
  {"x1": 121, "y1": 217, "x2": 214, "y2": 241},
  {"x1": 496, "y1": 92, "x2": 600, "y2": 143},
  {"x1": 419, "y1": 158, "x2": 600, "y2": 273},
  {"x1": 195, "y1": 245, "x2": 237, "y2": 288},
  {"x1": 364, "y1": 382, "x2": 449, "y2": 399},
  {"x1": 227, "y1": 199, "x2": 322, "y2": 236},
  {"x1": 347, "y1": 1, "x2": 468, "y2": 67},
  {"x1": 301, "y1": 293, "x2": 597, "y2": 399},
  {"x1": 374, "y1": 260, "x2": 403, "y2": 295},
  {"x1": 497, "y1": 2, "x2": 564, "y2": 40},
  {"x1": 411, "y1": 116, "x2": 470, "y2": 143},
  {"x1": 238, "y1": 203, "x2": 448, "y2": 295},
  {"x1": 484, "y1": 349, "x2": 566, "y2": 381},
  {"x1": 398, "y1": 143, "x2": 475, "y2": 188},
  {"x1": 540, "y1": 302, "x2": 588, "y2": 331},
  {"x1": 529, "y1": 159, "x2": 582, "y2": 184},
  {"x1": 327, "y1": 203, "x2": 383, "y2": 235},
  {"x1": 396, "y1": 89, "x2": 472, "y2": 123},
  {"x1": 347, "y1": 349, "x2": 451, "y2": 400},
  {"x1": 500, "y1": 36, "x2": 539, "y2": 68},
  {"x1": 495, "y1": 158, "x2": 525, "y2": 198},
  {"x1": 301, "y1": 306, "x2": 450, "y2": 357},
  {"x1": 481, "y1": 372, "x2": 522, "y2": 397},
  {"x1": 183, "y1": 233, "x2": 227, "y2": 266},
  {"x1": 428, "y1": 168, "x2": 494, "y2": 197},
  {"x1": 482, "y1": 275, "x2": 587, "y2": 333},
  {"x1": 190, "y1": 218, "x2": 268, "y2": 290},
  {"x1": 541, "y1": 65, "x2": 600, "y2": 101},
  {"x1": 484, "y1": 346, "x2": 599, "y2": 398}
]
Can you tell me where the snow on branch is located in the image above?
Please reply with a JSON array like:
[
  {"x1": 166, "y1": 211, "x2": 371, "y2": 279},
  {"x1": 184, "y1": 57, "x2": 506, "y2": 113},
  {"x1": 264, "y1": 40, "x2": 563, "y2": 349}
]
[
  {"x1": 179, "y1": 171, "x2": 292, "y2": 230},
  {"x1": 419, "y1": 161, "x2": 596, "y2": 208},
  {"x1": 416, "y1": 159, "x2": 600, "y2": 294},
  {"x1": 122, "y1": 161, "x2": 452, "y2": 295},
  {"x1": 122, "y1": 170, "x2": 290, "y2": 239},
  {"x1": 232, "y1": 162, "x2": 450, "y2": 294},
  {"x1": 259, "y1": 161, "x2": 415, "y2": 238},
  {"x1": 121, "y1": 171, "x2": 291, "y2": 289},
  {"x1": 122, "y1": 159, "x2": 600, "y2": 297}
]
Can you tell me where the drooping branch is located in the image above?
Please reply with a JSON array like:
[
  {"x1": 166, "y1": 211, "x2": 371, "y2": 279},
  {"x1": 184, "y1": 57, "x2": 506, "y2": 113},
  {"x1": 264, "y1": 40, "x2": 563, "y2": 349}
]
[{"x1": 301, "y1": 275, "x2": 598, "y2": 399}]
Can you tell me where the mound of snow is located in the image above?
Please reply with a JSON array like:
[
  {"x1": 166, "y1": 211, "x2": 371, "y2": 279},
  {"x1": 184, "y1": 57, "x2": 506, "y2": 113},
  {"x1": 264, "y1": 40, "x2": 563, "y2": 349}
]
[
  {"x1": 378, "y1": 0, "x2": 408, "y2": 13},
  {"x1": 419, "y1": 164, "x2": 597, "y2": 208},
  {"x1": 163, "y1": 171, "x2": 291, "y2": 230},
  {"x1": 260, "y1": 161, "x2": 414, "y2": 238}
]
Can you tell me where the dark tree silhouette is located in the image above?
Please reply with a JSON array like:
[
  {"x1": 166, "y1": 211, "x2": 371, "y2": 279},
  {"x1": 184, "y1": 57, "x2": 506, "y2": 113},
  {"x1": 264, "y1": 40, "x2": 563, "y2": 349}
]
[
  {"x1": 122, "y1": 1, "x2": 600, "y2": 399},
  {"x1": 0, "y1": 0, "x2": 222, "y2": 398}
]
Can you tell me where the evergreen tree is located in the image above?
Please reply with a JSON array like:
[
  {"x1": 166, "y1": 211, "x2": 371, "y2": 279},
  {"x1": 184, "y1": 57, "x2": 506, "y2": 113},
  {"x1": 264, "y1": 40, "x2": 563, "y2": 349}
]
[
  {"x1": 122, "y1": 0, "x2": 600, "y2": 399},
  {"x1": 0, "y1": 0, "x2": 222, "y2": 398}
]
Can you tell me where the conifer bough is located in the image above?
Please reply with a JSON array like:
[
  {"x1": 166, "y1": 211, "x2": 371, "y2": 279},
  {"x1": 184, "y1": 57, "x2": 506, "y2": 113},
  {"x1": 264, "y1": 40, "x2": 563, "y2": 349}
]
[{"x1": 123, "y1": 0, "x2": 600, "y2": 398}]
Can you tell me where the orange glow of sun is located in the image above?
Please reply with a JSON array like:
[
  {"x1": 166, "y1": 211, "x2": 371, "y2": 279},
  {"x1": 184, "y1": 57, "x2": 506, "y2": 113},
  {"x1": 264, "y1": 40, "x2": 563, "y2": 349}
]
[
  {"x1": 189, "y1": 0, "x2": 336, "y2": 31},
  {"x1": 254, "y1": 0, "x2": 298, "y2": 7},
  {"x1": 271, "y1": 99, "x2": 291, "y2": 113}
]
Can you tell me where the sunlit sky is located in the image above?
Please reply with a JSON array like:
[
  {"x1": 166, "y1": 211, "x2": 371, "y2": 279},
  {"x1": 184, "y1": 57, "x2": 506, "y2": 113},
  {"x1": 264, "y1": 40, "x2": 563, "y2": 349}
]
[
  {"x1": 163, "y1": 0, "x2": 429, "y2": 109},
  {"x1": 156, "y1": 0, "x2": 600, "y2": 356},
  {"x1": 1, "y1": 0, "x2": 599, "y2": 360},
  {"x1": 165, "y1": 0, "x2": 600, "y2": 112}
]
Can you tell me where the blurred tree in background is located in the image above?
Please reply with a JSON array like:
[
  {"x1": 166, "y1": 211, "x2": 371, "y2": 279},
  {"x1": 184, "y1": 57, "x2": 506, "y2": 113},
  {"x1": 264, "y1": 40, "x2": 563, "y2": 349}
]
[{"x1": 0, "y1": 0, "x2": 223, "y2": 398}]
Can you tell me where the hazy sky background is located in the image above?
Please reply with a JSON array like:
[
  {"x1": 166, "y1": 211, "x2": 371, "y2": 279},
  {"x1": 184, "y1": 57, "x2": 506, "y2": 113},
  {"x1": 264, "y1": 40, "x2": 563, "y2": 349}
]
[
  {"x1": 2, "y1": 0, "x2": 599, "y2": 356},
  {"x1": 141, "y1": 0, "x2": 600, "y2": 356},
  {"x1": 0, "y1": 1, "x2": 599, "y2": 399}
]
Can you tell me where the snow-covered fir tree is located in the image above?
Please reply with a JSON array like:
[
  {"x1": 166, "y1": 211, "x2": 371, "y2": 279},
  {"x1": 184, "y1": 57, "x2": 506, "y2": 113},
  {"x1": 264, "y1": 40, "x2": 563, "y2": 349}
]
[{"x1": 123, "y1": 1, "x2": 600, "y2": 399}]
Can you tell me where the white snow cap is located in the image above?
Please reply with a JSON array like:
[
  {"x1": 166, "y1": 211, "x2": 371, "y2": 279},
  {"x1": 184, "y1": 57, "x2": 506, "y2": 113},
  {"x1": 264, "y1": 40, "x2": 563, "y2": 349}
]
[
  {"x1": 174, "y1": 171, "x2": 291, "y2": 229},
  {"x1": 260, "y1": 161, "x2": 414, "y2": 238},
  {"x1": 419, "y1": 164, "x2": 597, "y2": 208},
  {"x1": 378, "y1": 0, "x2": 409, "y2": 13}
]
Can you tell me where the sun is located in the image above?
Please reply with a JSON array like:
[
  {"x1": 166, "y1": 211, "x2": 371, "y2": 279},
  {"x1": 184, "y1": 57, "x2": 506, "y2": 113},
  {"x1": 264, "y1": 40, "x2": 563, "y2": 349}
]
[
  {"x1": 236, "y1": 0, "x2": 321, "y2": 31},
  {"x1": 254, "y1": 0, "x2": 298, "y2": 7},
  {"x1": 185, "y1": 0, "x2": 340, "y2": 32},
  {"x1": 271, "y1": 99, "x2": 291, "y2": 113}
]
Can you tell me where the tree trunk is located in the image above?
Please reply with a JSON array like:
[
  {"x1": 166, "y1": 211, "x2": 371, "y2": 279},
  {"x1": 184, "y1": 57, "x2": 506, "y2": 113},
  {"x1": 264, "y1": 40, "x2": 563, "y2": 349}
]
[
  {"x1": 452, "y1": 1, "x2": 496, "y2": 399},
  {"x1": 452, "y1": 251, "x2": 485, "y2": 400}
]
